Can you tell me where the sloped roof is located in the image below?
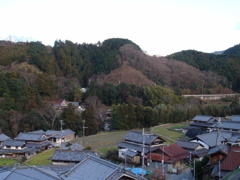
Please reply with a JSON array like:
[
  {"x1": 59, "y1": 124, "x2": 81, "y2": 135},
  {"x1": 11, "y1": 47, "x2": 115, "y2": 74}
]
[
  {"x1": 0, "y1": 133, "x2": 10, "y2": 141},
  {"x1": 15, "y1": 132, "x2": 48, "y2": 141},
  {"x1": 46, "y1": 129, "x2": 75, "y2": 137},
  {"x1": 195, "y1": 132, "x2": 231, "y2": 148},
  {"x1": 0, "y1": 166, "x2": 60, "y2": 180},
  {"x1": 49, "y1": 150, "x2": 97, "y2": 162},
  {"x1": 207, "y1": 144, "x2": 228, "y2": 156},
  {"x1": 126, "y1": 149, "x2": 138, "y2": 157},
  {"x1": 68, "y1": 143, "x2": 84, "y2": 151},
  {"x1": 2, "y1": 139, "x2": 25, "y2": 147},
  {"x1": 159, "y1": 144, "x2": 189, "y2": 162},
  {"x1": 217, "y1": 121, "x2": 240, "y2": 130},
  {"x1": 30, "y1": 130, "x2": 45, "y2": 134},
  {"x1": 176, "y1": 140, "x2": 201, "y2": 150},
  {"x1": 124, "y1": 131, "x2": 165, "y2": 145},
  {"x1": 117, "y1": 141, "x2": 161, "y2": 154},
  {"x1": 146, "y1": 153, "x2": 170, "y2": 163},
  {"x1": 220, "y1": 151, "x2": 240, "y2": 171},
  {"x1": 230, "y1": 115, "x2": 240, "y2": 122},
  {"x1": 63, "y1": 155, "x2": 146, "y2": 180},
  {"x1": 192, "y1": 115, "x2": 214, "y2": 122}
]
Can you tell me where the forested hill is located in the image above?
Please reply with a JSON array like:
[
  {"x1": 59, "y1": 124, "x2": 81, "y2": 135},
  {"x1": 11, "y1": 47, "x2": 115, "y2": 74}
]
[
  {"x1": 0, "y1": 38, "x2": 238, "y2": 138},
  {"x1": 167, "y1": 43, "x2": 240, "y2": 92}
]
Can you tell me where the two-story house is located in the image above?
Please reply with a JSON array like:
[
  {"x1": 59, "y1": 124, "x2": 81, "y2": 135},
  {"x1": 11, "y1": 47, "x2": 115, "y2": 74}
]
[{"x1": 117, "y1": 130, "x2": 165, "y2": 164}]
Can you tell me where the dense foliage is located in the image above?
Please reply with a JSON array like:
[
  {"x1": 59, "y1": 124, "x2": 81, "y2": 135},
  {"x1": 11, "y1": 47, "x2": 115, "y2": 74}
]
[
  {"x1": 168, "y1": 46, "x2": 240, "y2": 92},
  {"x1": 0, "y1": 39, "x2": 239, "y2": 137}
]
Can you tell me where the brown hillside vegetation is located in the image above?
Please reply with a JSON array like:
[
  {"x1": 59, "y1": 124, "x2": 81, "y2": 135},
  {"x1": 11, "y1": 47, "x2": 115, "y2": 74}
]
[
  {"x1": 118, "y1": 44, "x2": 231, "y2": 94},
  {"x1": 91, "y1": 61, "x2": 155, "y2": 86}
]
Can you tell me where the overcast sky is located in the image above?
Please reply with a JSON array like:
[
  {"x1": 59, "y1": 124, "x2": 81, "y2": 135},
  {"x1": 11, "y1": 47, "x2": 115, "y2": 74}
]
[{"x1": 0, "y1": 0, "x2": 240, "y2": 56}]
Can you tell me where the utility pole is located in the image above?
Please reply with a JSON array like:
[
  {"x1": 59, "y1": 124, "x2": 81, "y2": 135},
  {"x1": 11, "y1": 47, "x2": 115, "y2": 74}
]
[
  {"x1": 82, "y1": 119, "x2": 88, "y2": 147},
  {"x1": 142, "y1": 128, "x2": 145, "y2": 177},
  {"x1": 59, "y1": 120, "x2": 64, "y2": 149}
]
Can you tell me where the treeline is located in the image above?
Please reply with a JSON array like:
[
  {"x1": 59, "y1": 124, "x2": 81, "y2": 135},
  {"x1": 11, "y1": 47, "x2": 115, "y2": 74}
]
[{"x1": 168, "y1": 46, "x2": 240, "y2": 92}]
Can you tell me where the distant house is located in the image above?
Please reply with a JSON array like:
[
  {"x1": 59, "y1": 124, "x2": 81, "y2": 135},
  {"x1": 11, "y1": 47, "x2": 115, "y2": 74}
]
[
  {"x1": 187, "y1": 115, "x2": 218, "y2": 137},
  {"x1": 190, "y1": 131, "x2": 231, "y2": 149},
  {"x1": 0, "y1": 133, "x2": 10, "y2": 146},
  {"x1": 61, "y1": 155, "x2": 146, "y2": 180},
  {"x1": 52, "y1": 99, "x2": 68, "y2": 109},
  {"x1": 0, "y1": 139, "x2": 37, "y2": 158},
  {"x1": 67, "y1": 143, "x2": 84, "y2": 151},
  {"x1": 49, "y1": 149, "x2": 97, "y2": 165},
  {"x1": 15, "y1": 132, "x2": 52, "y2": 150},
  {"x1": 176, "y1": 140, "x2": 208, "y2": 160},
  {"x1": 46, "y1": 129, "x2": 75, "y2": 144},
  {"x1": 118, "y1": 131, "x2": 165, "y2": 164},
  {"x1": 207, "y1": 144, "x2": 228, "y2": 166},
  {"x1": 216, "y1": 121, "x2": 240, "y2": 133}
]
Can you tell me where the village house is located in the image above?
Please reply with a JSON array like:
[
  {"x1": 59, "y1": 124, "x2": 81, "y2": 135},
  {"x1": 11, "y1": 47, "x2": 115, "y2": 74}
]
[
  {"x1": 15, "y1": 132, "x2": 52, "y2": 150},
  {"x1": 207, "y1": 144, "x2": 228, "y2": 166},
  {"x1": 186, "y1": 115, "x2": 218, "y2": 137},
  {"x1": 146, "y1": 144, "x2": 189, "y2": 174},
  {"x1": 49, "y1": 149, "x2": 97, "y2": 165},
  {"x1": 0, "y1": 139, "x2": 37, "y2": 159},
  {"x1": 190, "y1": 131, "x2": 232, "y2": 149},
  {"x1": 118, "y1": 131, "x2": 165, "y2": 164},
  {"x1": 0, "y1": 133, "x2": 10, "y2": 146},
  {"x1": 176, "y1": 140, "x2": 208, "y2": 160},
  {"x1": 210, "y1": 146, "x2": 240, "y2": 178},
  {"x1": 46, "y1": 129, "x2": 75, "y2": 144}
]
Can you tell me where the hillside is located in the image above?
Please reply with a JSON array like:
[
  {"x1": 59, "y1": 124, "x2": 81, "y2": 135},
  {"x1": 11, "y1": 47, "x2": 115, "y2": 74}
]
[
  {"x1": 0, "y1": 38, "x2": 239, "y2": 138},
  {"x1": 168, "y1": 46, "x2": 240, "y2": 92},
  {"x1": 118, "y1": 44, "x2": 231, "y2": 94},
  {"x1": 91, "y1": 61, "x2": 155, "y2": 87}
]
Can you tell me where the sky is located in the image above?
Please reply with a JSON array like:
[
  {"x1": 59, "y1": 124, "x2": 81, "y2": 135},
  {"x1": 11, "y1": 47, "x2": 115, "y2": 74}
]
[{"x1": 0, "y1": 0, "x2": 240, "y2": 56}]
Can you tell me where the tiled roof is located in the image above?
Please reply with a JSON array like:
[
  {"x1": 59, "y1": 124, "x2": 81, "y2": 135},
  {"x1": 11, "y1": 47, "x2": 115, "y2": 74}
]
[
  {"x1": 230, "y1": 115, "x2": 240, "y2": 122},
  {"x1": 124, "y1": 131, "x2": 164, "y2": 145},
  {"x1": 0, "y1": 166, "x2": 60, "y2": 180},
  {"x1": 126, "y1": 149, "x2": 138, "y2": 157},
  {"x1": 217, "y1": 121, "x2": 240, "y2": 130},
  {"x1": 146, "y1": 153, "x2": 170, "y2": 163},
  {"x1": 192, "y1": 115, "x2": 214, "y2": 122},
  {"x1": 46, "y1": 129, "x2": 75, "y2": 137},
  {"x1": 15, "y1": 132, "x2": 48, "y2": 141},
  {"x1": 30, "y1": 130, "x2": 45, "y2": 134},
  {"x1": 62, "y1": 155, "x2": 146, "y2": 180},
  {"x1": 190, "y1": 122, "x2": 215, "y2": 127},
  {"x1": 195, "y1": 132, "x2": 231, "y2": 148},
  {"x1": 0, "y1": 134, "x2": 10, "y2": 141},
  {"x1": 220, "y1": 151, "x2": 240, "y2": 171},
  {"x1": 49, "y1": 150, "x2": 97, "y2": 162},
  {"x1": 26, "y1": 141, "x2": 52, "y2": 149},
  {"x1": 176, "y1": 140, "x2": 201, "y2": 150},
  {"x1": 2, "y1": 139, "x2": 25, "y2": 147},
  {"x1": 117, "y1": 141, "x2": 161, "y2": 154},
  {"x1": 160, "y1": 144, "x2": 188, "y2": 158},
  {"x1": 207, "y1": 144, "x2": 228, "y2": 156},
  {"x1": 68, "y1": 143, "x2": 84, "y2": 151},
  {"x1": 0, "y1": 147, "x2": 37, "y2": 154}
]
